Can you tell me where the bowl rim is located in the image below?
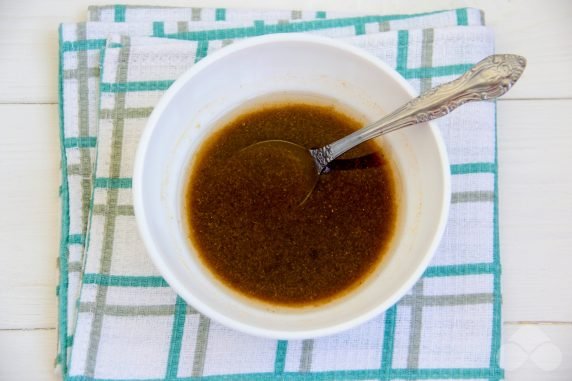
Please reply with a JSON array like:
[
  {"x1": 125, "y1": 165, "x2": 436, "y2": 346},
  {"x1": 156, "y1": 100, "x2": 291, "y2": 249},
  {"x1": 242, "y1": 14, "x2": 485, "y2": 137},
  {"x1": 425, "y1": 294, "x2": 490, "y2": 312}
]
[{"x1": 133, "y1": 33, "x2": 451, "y2": 339}]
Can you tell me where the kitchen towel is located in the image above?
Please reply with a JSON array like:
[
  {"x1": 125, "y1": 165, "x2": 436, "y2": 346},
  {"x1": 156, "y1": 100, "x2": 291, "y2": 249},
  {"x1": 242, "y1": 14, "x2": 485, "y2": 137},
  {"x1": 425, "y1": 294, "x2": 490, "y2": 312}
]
[{"x1": 58, "y1": 5, "x2": 502, "y2": 380}]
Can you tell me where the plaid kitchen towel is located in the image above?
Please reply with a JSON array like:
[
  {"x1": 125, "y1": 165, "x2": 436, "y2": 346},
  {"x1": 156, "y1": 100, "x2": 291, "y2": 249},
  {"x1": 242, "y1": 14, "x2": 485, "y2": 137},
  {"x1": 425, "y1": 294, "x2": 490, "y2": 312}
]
[{"x1": 57, "y1": 5, "x2": 503, "y2": 380}]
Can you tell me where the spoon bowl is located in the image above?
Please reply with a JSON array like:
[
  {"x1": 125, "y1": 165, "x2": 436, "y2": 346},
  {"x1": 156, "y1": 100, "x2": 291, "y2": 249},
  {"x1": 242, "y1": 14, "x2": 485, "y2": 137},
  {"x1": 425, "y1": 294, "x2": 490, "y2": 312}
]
[{"x1": 231, "y1": 139, "x2": 319, "y2": 207}]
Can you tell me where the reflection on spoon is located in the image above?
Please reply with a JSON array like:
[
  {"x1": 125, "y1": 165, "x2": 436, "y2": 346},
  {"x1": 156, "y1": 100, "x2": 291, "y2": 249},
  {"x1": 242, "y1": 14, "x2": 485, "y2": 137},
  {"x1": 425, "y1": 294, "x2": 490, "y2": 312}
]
[{"x1": 234, "y1": 54, "x2": 527, "y2": 205}]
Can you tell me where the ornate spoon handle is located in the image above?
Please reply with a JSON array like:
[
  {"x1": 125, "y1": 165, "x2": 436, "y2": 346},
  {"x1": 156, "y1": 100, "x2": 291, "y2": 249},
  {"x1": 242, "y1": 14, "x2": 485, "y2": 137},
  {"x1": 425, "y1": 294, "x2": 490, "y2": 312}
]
[{"x1": 311, "y1": 54, "x2": 527, "y2": 172}]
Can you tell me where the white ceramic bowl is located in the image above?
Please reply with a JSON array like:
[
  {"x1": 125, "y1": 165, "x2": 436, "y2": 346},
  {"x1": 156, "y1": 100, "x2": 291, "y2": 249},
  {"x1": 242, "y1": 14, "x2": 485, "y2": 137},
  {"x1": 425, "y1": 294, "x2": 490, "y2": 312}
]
[{"x1": 133, "y1": 34, "x2": 450, "y2": 339}]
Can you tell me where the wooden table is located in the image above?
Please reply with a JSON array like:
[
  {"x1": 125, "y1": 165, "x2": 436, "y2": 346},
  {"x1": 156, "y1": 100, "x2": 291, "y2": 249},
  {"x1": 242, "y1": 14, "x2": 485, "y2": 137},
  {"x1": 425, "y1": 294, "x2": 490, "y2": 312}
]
[{"x1": 0, "y1": 0, "x2": 570, "y2": 379}]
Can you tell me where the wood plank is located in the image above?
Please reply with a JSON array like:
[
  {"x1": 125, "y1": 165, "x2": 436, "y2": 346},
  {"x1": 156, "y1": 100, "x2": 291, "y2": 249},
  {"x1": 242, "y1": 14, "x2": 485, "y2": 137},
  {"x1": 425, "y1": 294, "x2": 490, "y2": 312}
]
[
  {"x1": 0, "y1": 102, "x2": 570, "y2": 330},
  {"x1": 0, "y1": 323, "x2": 569, "y2": 380},
  {"x1": 0, "y1": 104, "x2": 59, "y2": 329},
  {"x1": 0, "y1": 0, "x2": 570, "y2": 103},
  {"x1": 0, "y1": 329, "x2": 59, "y2": 381},
  {"x1": 503, "y1": 323, "x2": 572, "y2": 380},
  {"x1": 498, "y1": 99, "x2": 572, "y2": 322}
]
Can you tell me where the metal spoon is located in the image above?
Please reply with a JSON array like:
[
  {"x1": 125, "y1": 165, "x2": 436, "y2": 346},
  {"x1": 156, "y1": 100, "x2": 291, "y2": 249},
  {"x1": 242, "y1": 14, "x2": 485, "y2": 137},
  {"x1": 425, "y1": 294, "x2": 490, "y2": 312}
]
[{"x1": 239, "y1": 54, "x2": 526, "y2": 203}]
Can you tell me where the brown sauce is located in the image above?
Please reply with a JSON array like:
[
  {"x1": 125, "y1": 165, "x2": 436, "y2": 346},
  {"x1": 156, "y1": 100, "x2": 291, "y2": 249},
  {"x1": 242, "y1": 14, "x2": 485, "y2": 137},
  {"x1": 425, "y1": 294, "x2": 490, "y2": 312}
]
[{"x1": 185, "y1": 103, "x2": 397, "y2": 306}]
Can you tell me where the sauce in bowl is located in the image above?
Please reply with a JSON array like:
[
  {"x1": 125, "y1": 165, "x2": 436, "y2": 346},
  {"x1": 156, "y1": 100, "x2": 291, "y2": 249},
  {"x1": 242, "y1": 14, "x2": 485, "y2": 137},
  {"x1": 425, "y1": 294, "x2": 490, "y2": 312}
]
[{"x1": 185, "y1": 102, "x2": 397, "y2": 306}]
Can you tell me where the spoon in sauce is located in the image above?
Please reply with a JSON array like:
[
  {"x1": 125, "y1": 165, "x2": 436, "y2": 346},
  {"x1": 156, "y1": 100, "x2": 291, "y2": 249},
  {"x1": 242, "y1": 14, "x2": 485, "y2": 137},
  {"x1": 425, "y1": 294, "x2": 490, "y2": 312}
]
[{"x1": 236, "y1": 54, "x2": 526, "y2": 204}]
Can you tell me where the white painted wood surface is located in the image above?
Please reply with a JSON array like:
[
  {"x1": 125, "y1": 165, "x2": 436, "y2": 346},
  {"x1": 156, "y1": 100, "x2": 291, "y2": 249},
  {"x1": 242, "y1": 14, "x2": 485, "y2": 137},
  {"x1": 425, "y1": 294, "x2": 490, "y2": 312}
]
[{"x1": 0, "y1": 0, "x2": 570, "y2": 380}]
